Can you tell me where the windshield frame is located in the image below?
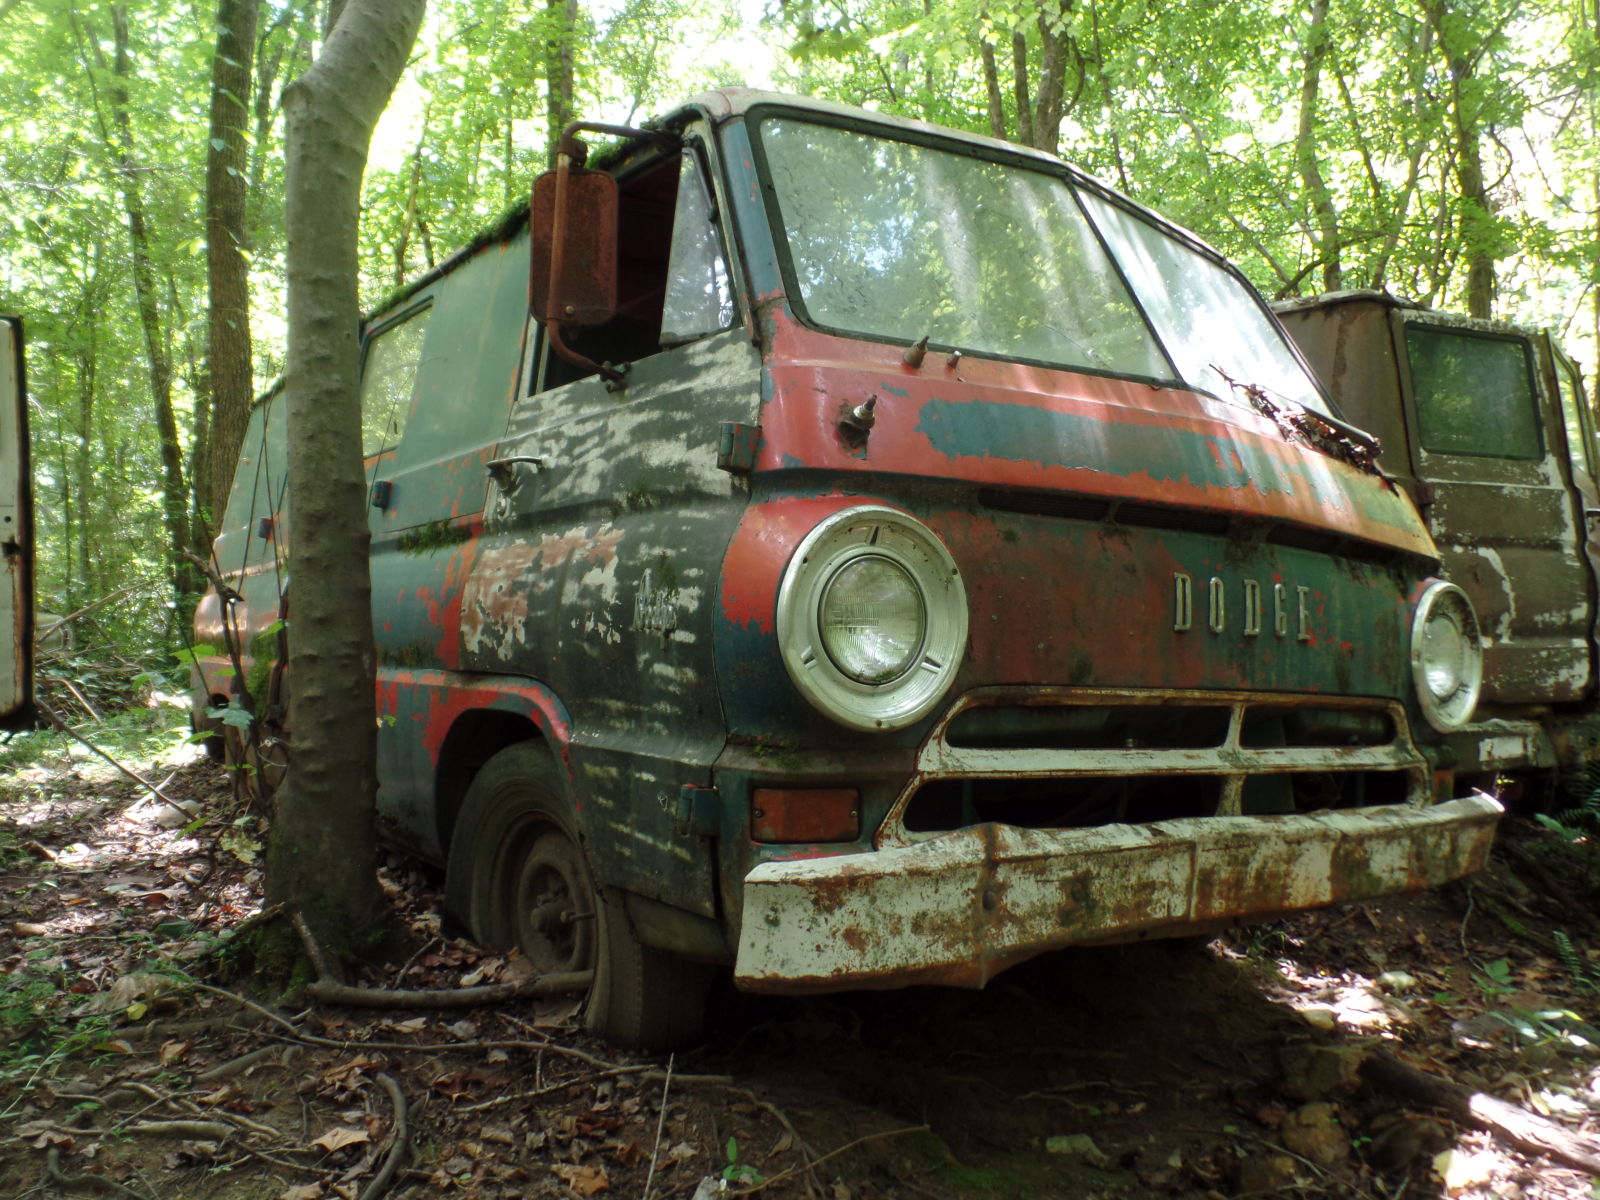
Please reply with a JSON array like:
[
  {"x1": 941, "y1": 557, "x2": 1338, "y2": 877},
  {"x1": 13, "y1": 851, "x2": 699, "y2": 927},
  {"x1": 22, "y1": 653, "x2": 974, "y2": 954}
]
[
  {"x1": 745, "y1": 102, "x2": 1343, "y2": 423},
  {"x1": 746, "y1": 103, "x2": 1185, "y2": 390}
]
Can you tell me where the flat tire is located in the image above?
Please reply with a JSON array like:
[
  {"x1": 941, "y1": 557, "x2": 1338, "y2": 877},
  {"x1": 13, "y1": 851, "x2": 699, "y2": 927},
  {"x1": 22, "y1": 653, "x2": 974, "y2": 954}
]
[{"x1": 444, "y1": 741, "x2": 709, "y2": 1049}]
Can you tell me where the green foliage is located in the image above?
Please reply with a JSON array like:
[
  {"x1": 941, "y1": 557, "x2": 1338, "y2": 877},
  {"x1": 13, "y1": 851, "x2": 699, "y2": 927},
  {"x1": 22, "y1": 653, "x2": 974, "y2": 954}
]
[
  {"x1": 1535, "y1": 775, "x2": 1600, "y2": 843},
  {"x1": 1553, "y1": 929, "x2": 1600, "y2": 994},
  {"x1": 1, "y1": 0, "x2": 1597, "y2": 712},
  {"x1": 0, "y1": 954, "x2": 110, "y2": 1117},
  {"x1": 723, "y1": 1135, "x2": 763, "y2": 1186},
  {"x1": 1474, "y1": 955, "x2": 1516, "y2": 1000}
]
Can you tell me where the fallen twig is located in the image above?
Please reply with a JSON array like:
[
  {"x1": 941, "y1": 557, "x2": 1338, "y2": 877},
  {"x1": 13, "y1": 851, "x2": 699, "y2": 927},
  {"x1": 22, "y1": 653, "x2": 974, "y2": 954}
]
[
  {"x1": 305, "y1": 971, "x2": 594, "y2": 1008},
  {"x1": 642, "y1": 1052, "x2": 674, "y2": 1200},
  {"x1": 50, "y1": 676, "x2": 103, "y2": 724},
  {"x1": 358, "y1": 1073, "x2": 409, "y2": 1200},
  {"x1": 196, "y1": 1045, "x2": 284, "y2": 1083},
  {"x1": 723, "y1": 1085, "x2": 823, "y2": 1196},
  {"x1": 44, "y1": 1145, "x2": 154, "y2": 1200},
  {"x1": 293, "y1": 912, "x2": 343, "y2": 984},
  {"x1": 36, "y1": 586, "x2": 141, "y2": 645},
  {"x1": 727, "y1": 1124, "x2": 931, "y2": 1197},
  {"x1": 1365, "y1": 1050, "x2": 1600, "y2": 1175},
  {"x1": 185, "y1": 980, "x2": 305, "y2": 1038},
  {"x1": 35, "y1": 701, "x2": 189, "y2": 816}
]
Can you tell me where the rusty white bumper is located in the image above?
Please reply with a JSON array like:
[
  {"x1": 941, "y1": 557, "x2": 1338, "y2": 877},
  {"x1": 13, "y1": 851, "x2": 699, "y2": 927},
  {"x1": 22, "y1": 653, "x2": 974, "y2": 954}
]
[
  {"x1": 732, "y1": 796, "x2": 1502, "y2": 993},
  {"x1": 1443, "y1": 718, "x2": 1556, "y2": 776}
]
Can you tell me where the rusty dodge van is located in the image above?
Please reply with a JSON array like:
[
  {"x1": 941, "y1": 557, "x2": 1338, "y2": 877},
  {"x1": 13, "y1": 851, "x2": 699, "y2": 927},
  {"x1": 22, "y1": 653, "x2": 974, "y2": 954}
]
[
  {"x1": 195, "y1": 92, "x2": 1501, "y2": 1048},
  {"x1": 1277, "y1": 291, "x2": 1600, "y2": 799}
]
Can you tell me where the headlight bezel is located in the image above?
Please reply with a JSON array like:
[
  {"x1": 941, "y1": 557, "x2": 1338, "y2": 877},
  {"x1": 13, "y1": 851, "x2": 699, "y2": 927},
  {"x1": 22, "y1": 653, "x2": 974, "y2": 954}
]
[
  {"x1": 1410, "y1": 580, "x2": 1483, "y2": 732},
  {"x1": 776, "y1": 505, "x2": 968, "y2": 731}
]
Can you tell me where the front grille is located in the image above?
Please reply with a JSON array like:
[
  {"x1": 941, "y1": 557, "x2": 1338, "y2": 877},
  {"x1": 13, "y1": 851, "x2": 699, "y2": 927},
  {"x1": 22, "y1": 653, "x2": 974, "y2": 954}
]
[{"x1": 887, "y1": 688, "x2": 1425, "y2": 841}]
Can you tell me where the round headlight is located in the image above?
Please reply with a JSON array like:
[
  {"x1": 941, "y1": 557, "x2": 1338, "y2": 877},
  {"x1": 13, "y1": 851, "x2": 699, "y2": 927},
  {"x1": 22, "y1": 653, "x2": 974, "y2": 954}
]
[
  {"x1": 820, "y1": 555, "x2": 926, "y2": 684},
  {"x1": 1410, "y1": 581, "x2": 1483, "y2": 731},
  {"x1": 777, "y1": 506, "x2": 968, "y2": 731}
]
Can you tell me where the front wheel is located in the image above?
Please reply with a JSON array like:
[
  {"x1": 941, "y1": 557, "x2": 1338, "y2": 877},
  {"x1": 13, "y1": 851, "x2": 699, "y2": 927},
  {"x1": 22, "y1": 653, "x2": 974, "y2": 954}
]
[{"x1": 444, "y1": 741, "x2": 710, "y2": 1050}]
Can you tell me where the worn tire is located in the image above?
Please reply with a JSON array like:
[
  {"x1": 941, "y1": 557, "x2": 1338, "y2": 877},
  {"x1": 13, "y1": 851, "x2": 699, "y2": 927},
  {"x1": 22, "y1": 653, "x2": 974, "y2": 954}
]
[{"x1": 444, "y1": 741, "x2": 710, "y2": 1050}]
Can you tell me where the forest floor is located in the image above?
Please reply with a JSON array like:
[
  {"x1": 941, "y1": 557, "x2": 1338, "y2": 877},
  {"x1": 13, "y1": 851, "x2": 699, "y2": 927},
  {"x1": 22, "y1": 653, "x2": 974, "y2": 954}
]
[{"x1": 4, "y1": 727, "x2": 1600, "y2": 1200}]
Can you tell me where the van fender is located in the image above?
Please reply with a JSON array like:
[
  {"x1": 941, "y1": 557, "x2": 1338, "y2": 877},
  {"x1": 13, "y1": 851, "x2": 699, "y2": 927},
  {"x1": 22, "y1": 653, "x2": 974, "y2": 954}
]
[{"x1": 374, "y1": 668, "x2": 574, "y2": 859}]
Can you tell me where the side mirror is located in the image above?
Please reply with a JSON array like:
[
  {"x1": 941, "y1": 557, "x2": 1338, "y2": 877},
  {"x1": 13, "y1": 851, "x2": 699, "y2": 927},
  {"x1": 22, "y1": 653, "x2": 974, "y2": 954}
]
[{"x1": 529, "y1": 167, "x2": 618, "y2": 327}]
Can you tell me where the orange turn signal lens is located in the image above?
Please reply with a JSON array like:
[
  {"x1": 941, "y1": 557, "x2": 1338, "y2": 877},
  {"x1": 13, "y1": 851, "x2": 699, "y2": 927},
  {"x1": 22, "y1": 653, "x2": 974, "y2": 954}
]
[{"x1": 751, "y1": 788, "x2": 861, "y2": 844}]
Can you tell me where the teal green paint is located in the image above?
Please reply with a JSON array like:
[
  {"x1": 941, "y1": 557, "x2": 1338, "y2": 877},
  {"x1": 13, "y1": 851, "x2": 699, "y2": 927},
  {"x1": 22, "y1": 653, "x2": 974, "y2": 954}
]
[{"x1": 915, "y1": 397, "x2": 1290, "y2": 495}]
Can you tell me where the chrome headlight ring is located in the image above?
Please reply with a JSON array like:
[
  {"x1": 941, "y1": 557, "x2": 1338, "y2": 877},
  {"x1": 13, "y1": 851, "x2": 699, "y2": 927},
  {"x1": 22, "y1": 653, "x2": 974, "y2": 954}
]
[
  {"x1": 1410, "y1": 580, "x2": 1483, "y2": 732},
  {"x1": 776, "y1": 505, "x2": 968, "y2": 731}
]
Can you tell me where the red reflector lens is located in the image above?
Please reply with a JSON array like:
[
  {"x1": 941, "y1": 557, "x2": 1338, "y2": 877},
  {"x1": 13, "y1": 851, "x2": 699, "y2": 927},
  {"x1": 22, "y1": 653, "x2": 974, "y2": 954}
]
[{"x1": 751, "y1": 788, "x2": 861, "y2": 844}]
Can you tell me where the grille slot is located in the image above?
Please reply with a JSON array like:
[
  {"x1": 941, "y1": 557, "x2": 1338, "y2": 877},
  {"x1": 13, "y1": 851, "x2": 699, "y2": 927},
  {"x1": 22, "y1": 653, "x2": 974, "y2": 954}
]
[
  {"x1": 892, "y1": 689, "x2": 1426, "y2": 840},
  {"x1": 904, "y1": 775, "x2": 1223, "y2": 833},
  {"x1": 946, "y1": 703, "x2": 1230, "y2": 751}
]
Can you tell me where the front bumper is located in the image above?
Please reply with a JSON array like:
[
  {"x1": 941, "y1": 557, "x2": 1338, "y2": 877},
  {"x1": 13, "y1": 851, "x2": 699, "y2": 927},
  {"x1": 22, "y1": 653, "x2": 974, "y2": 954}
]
[
  {"x1": 1441, "y1": 717, "x2": 1556, "y2": 777},
  {"x1": 1443, "y1": 710, "x2": 1600, "y2": 785},
  {"x1": 733, "y1": 794, "x2": 1502, "y2": 993}
]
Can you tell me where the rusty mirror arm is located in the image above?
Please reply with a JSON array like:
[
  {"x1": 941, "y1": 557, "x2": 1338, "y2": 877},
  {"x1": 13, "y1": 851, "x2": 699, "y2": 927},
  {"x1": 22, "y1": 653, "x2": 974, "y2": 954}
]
[{"x1": 536, "y1": 120, "x2": 682, "y2": 387}]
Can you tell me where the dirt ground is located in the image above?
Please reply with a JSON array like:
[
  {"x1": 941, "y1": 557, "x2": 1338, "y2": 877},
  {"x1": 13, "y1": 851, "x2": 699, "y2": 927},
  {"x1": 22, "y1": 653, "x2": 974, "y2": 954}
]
[{"x1": 4, "y1": 738, "x2": 1600, "y2": 1200}]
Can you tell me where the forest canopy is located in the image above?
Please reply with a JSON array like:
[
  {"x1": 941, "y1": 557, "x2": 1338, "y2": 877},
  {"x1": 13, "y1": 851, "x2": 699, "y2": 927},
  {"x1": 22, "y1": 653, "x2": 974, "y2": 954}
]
[{"x1": 0, "y1": 0, "x2": 1595, "y2": 642}]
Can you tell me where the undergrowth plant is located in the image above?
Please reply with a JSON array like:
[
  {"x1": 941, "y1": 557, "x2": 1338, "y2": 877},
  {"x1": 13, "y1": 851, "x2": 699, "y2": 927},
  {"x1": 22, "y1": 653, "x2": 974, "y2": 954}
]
[{"x1": 1539, "y1": 764, "x2": 1600, "y2": 844}]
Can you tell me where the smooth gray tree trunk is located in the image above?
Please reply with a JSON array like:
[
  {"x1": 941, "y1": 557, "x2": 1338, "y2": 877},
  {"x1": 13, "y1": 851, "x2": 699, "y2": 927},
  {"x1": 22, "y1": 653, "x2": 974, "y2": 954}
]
[{"x1": 268, "y1": 0, "x2": 425, "y2": 954}]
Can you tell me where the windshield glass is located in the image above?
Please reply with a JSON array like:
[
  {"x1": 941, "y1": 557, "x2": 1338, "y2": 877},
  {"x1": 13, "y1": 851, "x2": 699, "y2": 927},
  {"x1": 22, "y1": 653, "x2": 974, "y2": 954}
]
[
  {"x1": 1075, "y1": 191, "x2": 1330, "y2": 415},
  {"x1": 756, "y1": 117, "x2": 1172, "y2": 380}
]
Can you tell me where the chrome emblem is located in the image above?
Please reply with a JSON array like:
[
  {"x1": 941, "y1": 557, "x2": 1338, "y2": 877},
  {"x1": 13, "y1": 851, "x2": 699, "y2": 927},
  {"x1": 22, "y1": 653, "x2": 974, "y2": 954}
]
[{"x1": 1174, "y1": 572, "x2": 1314, "y2": 642}]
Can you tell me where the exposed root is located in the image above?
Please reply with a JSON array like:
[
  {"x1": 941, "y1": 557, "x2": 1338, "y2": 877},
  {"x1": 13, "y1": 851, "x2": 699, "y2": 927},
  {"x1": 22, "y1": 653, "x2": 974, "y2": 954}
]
[
  {"x1": 358, "y1": 1073, "x2": 409, "y2": 1200},
  {"x1": 1365, "y1": 1051, "x2": 1600, "y2": 1176}
]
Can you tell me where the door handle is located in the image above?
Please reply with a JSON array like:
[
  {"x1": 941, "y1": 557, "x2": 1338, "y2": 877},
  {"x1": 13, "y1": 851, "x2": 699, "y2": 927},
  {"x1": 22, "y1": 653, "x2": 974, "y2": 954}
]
[{"x1": 485, "y1": 455, "x2": 547, "y2": 496}]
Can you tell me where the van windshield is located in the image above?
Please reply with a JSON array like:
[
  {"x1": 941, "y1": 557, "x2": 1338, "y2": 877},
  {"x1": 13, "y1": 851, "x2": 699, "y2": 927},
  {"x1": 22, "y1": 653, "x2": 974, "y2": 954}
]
[
  {"x1": 756, "y1": 117, "x2": 1172, "y2": 381},
  {"x1": 755, "y1": 116, "x2": 1330, "y2": 417},
  {"x1": 1076, "y1": 191, "x2": 1331, "y2": 416}
]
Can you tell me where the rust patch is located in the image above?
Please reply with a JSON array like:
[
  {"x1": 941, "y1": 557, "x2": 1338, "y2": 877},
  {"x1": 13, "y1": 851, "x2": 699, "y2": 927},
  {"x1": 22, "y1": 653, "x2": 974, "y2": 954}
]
[{"x1": 461, "y1": 527, "x2": 623, "y2": 659}]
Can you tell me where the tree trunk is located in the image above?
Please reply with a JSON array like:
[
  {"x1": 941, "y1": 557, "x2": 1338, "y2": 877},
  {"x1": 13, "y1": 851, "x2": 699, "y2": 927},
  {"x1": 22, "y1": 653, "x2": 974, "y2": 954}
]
[
  {"x1": 204, "y1": 0, "x2": 259, "y2": 555},
  {"x1": 84, "y1": 5, "x2": 193, "y2": 605},
  {"x1": 545, "y1": 0, "x2": 577, "y2": 163},
  {"x1": 1421, "y1": 0, "x2": 1497, "y2": 318},
  {"x1": 1011, "y1": 30, "x2": 1033, "y2": 148},
  {"x1": 1030, "y1": 1, "x2": 1073, "y2": 153},
  {"x1": 1294, "y1": 0, "x2": 1342, "y2": 292},
  {"x1": 978, "y1": 37, "x2": 1007, "y2": 141},
  {"x1": 268, "y1": 0, "x2": 426, "y2": 956}
]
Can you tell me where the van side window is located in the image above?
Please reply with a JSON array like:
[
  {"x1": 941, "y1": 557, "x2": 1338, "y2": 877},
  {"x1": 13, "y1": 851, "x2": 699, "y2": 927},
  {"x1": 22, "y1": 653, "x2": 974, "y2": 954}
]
[
  {"x1": 542, "y1": 140, "x2": 735, "y2": 390},
  {"x1": 1556, "y1": 358, "x2": 1595, "y2": 481},
  {"x1": 360, "y1": 306, "x2": 431, "y2": 458},
  {"x1": 1405, "y1": 325, "x2": 1540, "y2": 459},
  {"x1": 660, "y1": 151, "x2": 733, "y2": 346}
]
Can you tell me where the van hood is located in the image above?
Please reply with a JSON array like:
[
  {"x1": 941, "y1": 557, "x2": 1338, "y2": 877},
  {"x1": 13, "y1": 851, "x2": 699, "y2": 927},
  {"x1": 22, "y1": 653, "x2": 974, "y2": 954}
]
[{"x1": 754, "y1": 314, "x2": 1435, "y2": 565}]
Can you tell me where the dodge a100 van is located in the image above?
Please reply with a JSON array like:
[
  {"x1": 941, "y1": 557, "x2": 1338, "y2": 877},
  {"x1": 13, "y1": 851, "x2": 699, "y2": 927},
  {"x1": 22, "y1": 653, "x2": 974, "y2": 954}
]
[
  {"x1": 1278, "y1": 291, "x2": 1600, "y2": 801},
  {"x1": 195, "y1": 92, "x2": 1501, "y2": 1047}
]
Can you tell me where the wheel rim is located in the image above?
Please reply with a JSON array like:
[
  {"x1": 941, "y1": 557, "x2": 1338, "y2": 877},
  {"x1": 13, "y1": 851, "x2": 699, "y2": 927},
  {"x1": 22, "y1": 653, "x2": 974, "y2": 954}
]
[{"x1": 507, "y1": 830, "x2": 596, "y2": 976}]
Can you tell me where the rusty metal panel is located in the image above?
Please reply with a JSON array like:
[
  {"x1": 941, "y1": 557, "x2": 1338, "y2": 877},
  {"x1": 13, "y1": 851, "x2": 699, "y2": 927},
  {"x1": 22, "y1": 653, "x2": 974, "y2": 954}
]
[
  {"x1": 1277, "y1": 293, "x2": 1598, "y2": 711},
  {"x1": 733, "y1": 794, "x2": 1501, "y2": 993},
  {"x1": 0, "y1": 317, "x2": 31, "y2": 730},
  {"x1": 458, "y1": 326, "x2": 764, "y2": 915}
]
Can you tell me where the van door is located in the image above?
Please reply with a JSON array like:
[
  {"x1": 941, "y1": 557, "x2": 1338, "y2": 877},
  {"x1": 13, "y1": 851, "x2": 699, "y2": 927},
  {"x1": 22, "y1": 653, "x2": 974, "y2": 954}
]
[
  {"x1": 1392, "y1": 312, "x2": 1594, "y2": 705},
  {"x1": 0, "y1": 317, "x2": 32, "y2": 730},
  {"x1": 1550, "y1": 338, "x2": 1600, "y2": 685},
  {"x1": 472, "y1": 135, "x2": 762, "y2": 917},
  {"x1": 360, "y1": 237, "x2": 532, "y2": 855}
]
